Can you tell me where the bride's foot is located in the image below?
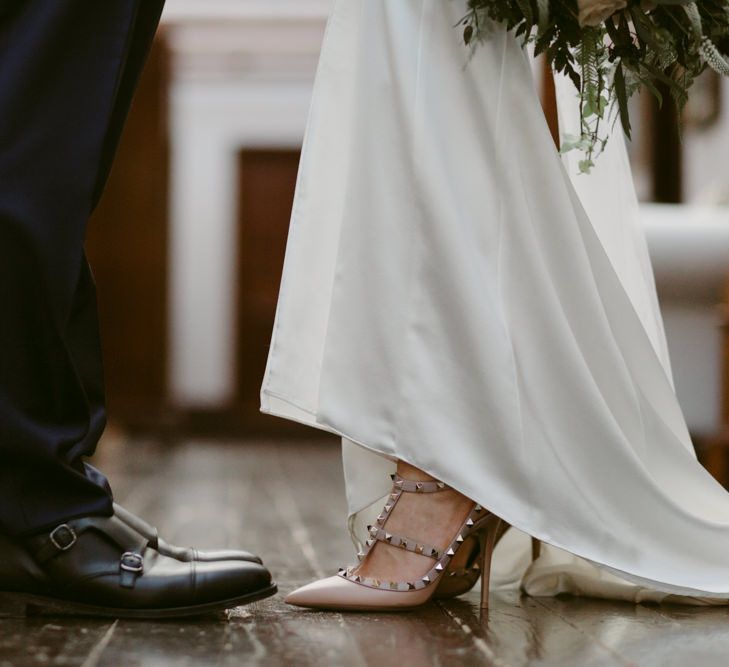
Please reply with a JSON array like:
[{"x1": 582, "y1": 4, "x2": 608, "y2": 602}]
[
  {"x1": 285, "y1": 461, "x2": 506, "y2": 611},
  {"x1": 354, "y1": 462, "x2": 475, "y2": 583}
]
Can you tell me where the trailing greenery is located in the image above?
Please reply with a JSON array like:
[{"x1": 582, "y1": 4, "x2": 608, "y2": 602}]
[{"x1": 462, "y1": 0, "x2": 729, "y2": 172}]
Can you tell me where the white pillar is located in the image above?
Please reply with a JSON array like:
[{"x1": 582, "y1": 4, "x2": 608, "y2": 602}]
[{"x1": 163, "y1": 2, "x2": 332, "y2": 406}]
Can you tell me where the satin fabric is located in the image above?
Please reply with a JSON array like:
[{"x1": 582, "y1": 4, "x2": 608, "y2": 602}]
[{"x1": 260, "y1": 0, "x2": 729, "y2": 602}]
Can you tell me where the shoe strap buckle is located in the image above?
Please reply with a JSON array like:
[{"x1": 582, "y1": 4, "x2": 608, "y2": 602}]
[
  {"x1": 49, "y1": 524, "x2": 77, "y2": 552},
  {"x1": 120, "y1": 552, "x2": 144, "y2": 574}
]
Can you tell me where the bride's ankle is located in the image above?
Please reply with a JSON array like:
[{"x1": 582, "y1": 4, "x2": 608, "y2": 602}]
[{"x1": 396, "y1": 460, "x2": 438, "y2": 482}]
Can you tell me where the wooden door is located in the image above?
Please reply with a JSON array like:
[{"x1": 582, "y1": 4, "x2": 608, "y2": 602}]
[
  {"x1": 86, "y1": 36, "x2": 170, "y2": 428},
  {"x1": 236, "y1": 149, "x2": 316, "y2": 436}
]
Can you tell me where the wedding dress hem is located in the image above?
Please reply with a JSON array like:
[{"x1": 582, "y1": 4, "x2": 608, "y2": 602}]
[{"x1": 260, "y1": 393, "x2": 729, "y2": 603}]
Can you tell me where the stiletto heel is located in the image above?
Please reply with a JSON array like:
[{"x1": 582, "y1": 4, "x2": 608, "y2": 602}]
[
  {"x1": 432, "y1": 530, "x2": 492, "y2": 600},
  {"x1": 479, "y1": 516, "x2": 502, "y2": 609},
  {"x1": 435, "y1": 523, "x2": 542, "y2": 601}
]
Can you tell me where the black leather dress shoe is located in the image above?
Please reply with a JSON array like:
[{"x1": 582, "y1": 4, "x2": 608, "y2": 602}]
[
  {"x1": 113, "y1": 504, "x2": 263, "y2": 564},
  {"x1": 0, "y1": 511, "x2": 277, "y2": 619}
]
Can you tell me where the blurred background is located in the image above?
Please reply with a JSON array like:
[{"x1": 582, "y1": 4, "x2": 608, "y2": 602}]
[{"x1": 88, "y1": 0, "x2": 729, "y2": 483}]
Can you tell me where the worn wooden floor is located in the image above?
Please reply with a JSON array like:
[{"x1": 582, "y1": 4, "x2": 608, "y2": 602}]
[{"x1": 3, "y1": 438, "x2": 729, "y2": 667}]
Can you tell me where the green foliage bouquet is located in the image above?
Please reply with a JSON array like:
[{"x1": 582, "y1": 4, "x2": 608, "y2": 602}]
[{"x1": 462, "y1": 0, "x2": 729, "y2": 172}]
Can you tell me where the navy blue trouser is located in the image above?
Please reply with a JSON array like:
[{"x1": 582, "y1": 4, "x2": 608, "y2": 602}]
[{"x1": 0, "y1": 0, "x2": 165, "y2": 534}]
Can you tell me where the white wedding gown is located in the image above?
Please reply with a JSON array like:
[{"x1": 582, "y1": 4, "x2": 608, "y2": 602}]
[{"x1": 260, "y1": 0, "x2": 729, "y2": 603}]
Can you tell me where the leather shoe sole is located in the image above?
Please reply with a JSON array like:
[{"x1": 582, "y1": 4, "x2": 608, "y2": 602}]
[{"x1": 0, "y1": 582, "x2": 277, "y2": 619}]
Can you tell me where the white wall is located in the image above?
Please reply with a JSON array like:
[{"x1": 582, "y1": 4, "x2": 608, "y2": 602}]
[{"x1": 643, "y1": 204, "x2": 729, "y2": 434}]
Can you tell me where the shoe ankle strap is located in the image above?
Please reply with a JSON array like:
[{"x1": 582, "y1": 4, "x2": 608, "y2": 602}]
[
  {"x1": 390, "y1": 473, "x2": 450, "y2": 493},
  {"x1": 349, "y1": 474, "x2": 451, "y2": 562},
  {"x1": 25, "y1": 515, "x2": 148, "y2": 565},
  {"x1": 341, "y1": 502, "x2": 495, "y2": 592},
  {"x1": 365, "y1": 525, "x2": 442, "y2": 560}
]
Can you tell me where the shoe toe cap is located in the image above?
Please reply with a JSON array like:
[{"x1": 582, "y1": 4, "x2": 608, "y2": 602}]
[
  {"x1": 284, "y1": 576, "x2": 397, "y2": 610},
  {"x1": 195, "y1": 560, "x2": 273, "y2": 602},
  {"x1": 284, "y1": 574, "x2": 433, "y2": 610},
  {"x1": 284, "y1": 576, "x2": 355, "y2": 608}
]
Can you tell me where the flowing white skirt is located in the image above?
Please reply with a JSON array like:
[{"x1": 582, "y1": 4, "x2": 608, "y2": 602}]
[{"x1": 260, "y1": 0, "x2": 729, "y2": 603}]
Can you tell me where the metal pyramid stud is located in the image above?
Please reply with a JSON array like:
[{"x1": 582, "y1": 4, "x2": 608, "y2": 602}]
[
  {"x1": 370, "y1": 525, "x2": 378, "y2": 535},
  {"x1": 377, "y1": 514, "x2": 386, "y2": 522},
  {"x1": 435, "y1": 563, "x2": 444, "y2": 572},
  {"x1": 422, "y1": 575, "x2": 431, "y2": 584},
  {"x1": 415, "y1": 482, "x2": 424, "y2": 492},
  {"x1": 384, "y1": 504, "x2": 392, "y2": 513},
  {"x1": 416, "y1": 544, "x2": 425, "y2": 555},
  {"x1": 436, "y1": 481, "x2": 446, "y2": 489},
  {"x1": 399, "y1": 540, "x2": 408, "y2": 549},
  {"x1": 408, "y1": 582, "x2": 416, "y2": 590},
  {"x1": 390, "y1": 493, "x2": 399, "y2": 501},
  {"x1": 466, "y1": 518, "x2": 474, "y2": 527},
  {"x1": 366, "y1": 538, "x2": 374, "y2": 547},
  {"x1": 390, "y1": 473, "x2": 397, "y2": 481},
  {"x1": 472, "y1": 562, "x2": 481, "y2": 571},
  {"x1": 357, "y1": 551, "x2": 365, "y2": 560},
  {"x1": 338, "y1": 567, "x2": 345, "y2": 575},
  {"x1": 389, "y1": 581, "x2": 398, "y2": 590},
  {"x1": 372, "y1": 579, "x2": 381, "y2": 588},
  {"x1": 394, "y1": 480, "x2": 404, "y2": 489},
  {"x1": 446, "y1": 548, "x2": 455, "y2": 556},
  {"x1": 474, "y1": 504, "x2": 482, "y2": 512},
  {"x1": 456, "y1": 534, "x2": 465, "y2": 543},
  {"x1": 354, "y1": 575, "x2": 361, "y2": 583},
  {"x1": 385, "y1": 532, "x2": 393, "y2": 542}
]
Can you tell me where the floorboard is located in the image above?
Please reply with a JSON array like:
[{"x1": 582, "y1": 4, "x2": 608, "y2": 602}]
[{"x1": 2, "y1": 438, "x2": 729, "y2": 667}]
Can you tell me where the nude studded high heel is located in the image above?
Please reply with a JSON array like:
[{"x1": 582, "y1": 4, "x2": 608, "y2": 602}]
[{"x1": 285, "y1": 473, "x2": 540, "y2": 611}]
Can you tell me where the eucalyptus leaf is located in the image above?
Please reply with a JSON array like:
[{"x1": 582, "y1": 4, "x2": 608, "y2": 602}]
[{"x1": 462, "y1": 0, "x2": 729, "y2": 169}]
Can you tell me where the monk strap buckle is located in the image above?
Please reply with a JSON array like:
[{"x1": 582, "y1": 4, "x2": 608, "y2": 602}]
[
  {"x1": 120, "y1": 552, "x2": 144, "y2": 574},
  {"x1": 49, "y1": 524, "x2": 77, "y2": 552}
]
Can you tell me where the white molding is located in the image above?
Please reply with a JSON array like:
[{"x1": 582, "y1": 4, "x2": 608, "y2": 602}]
[
  {"x1": 162, "y1": 0, "x2": 333, "y2": 23},
  {"x1": 163, "y1": 1, "x2": 330, "y2": 83},
  {"x1": 166, "y1": 23, "x2": 327, "y2": 82}
]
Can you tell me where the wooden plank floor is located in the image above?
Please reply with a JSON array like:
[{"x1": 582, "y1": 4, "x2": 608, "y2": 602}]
[{"x1": 3, "y1": 437, "x2": 729, "y2": 667}]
